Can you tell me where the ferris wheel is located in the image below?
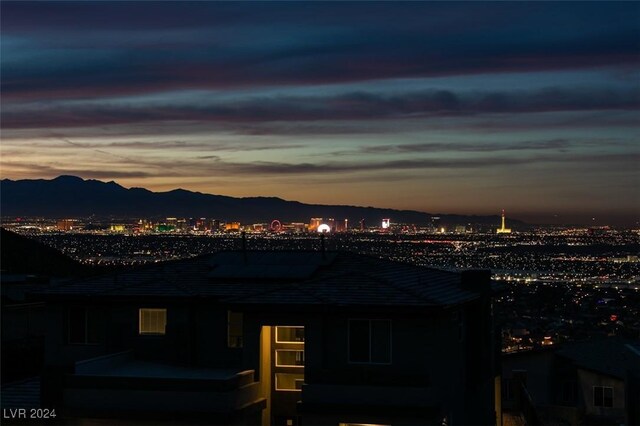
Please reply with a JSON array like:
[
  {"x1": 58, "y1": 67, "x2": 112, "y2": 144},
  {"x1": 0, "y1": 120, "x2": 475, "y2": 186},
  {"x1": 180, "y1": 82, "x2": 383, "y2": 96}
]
[{"x1": 270, "y1": 219, "x2": 282, "y2": 232}]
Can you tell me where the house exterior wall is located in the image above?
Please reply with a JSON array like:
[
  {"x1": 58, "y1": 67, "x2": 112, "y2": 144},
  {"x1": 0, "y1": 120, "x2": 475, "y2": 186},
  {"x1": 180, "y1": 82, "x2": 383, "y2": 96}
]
[
  {"x1": 288, "y1": 310, "x2": 489, "y2": 425},
  {"x1": 502, "y1": 350, "x2": 555, "y2": 407},
  {"x1": 43, "y1": 304, "x2": 108, "y2": 366},
  {"x1": 501, "y1": 350, "x2": 634, "y2": 426},
  {"x1": 577, "y1": 369, "x2": 625, "y2": 420},
  {"x1": 2, "y1": 302, "x2": 46, "y2": 341},
  {"x1": 42, "y1": 296, "x2": 496, "y2": 425},
  {"x1": 43, "y1": 301, "x2": 248, "y2": 368},
  {"x1": 195, "y1": 306, "x2": 242, "y2": 368},
  {"x1": 2, "y1": 301, "x2": 47, "y2": 381},
  {"x1": 234, "y1": 305, "x2": 495, "y2": 425},
  {"x1": 240, "y1": 310, "x2": 467, "y2": 387}
]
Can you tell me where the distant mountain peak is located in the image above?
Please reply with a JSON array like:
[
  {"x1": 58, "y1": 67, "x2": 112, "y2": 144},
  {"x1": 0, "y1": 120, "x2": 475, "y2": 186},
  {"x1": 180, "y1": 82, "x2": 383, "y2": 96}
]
[
  {"x1": 0, "y1": 176, "x2": 513, "y2": 227},
  {"x1": 53, "y1": 175, "x2": 85, "y2": 182}
]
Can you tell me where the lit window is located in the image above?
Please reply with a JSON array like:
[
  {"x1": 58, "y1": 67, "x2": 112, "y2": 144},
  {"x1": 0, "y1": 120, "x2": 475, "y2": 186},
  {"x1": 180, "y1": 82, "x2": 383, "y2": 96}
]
[
  {"x1": 68, "y1": 307, "x2": 100, "y2": 344},
  {"x1": 139, "y1": 308, "x2": 167, "y2": 335},
  {"x1": 275, "y1": 373, "x2": 304, "y2": 391},
  {"x1": 349, "y1": 319, "x2": 391, "y2": 364},
  {"x1": 227, "y1": 311, "x2": 243, "y2": 348},
  {"x1": 593, "y1": 386, "x2": 613, "y2": 407},
  {"x1": 276, "y1": 350, "x2": 305, "y2": 367},
  {"x1": 276, "y1": 326, "x2": 305, "y2": 343}
]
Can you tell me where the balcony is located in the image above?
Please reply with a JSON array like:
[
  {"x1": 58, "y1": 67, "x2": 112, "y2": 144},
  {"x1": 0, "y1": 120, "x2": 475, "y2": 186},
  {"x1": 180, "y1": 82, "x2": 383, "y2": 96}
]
[{"x1": 62, "y1": 351, "x2": 265, "y2": 421}]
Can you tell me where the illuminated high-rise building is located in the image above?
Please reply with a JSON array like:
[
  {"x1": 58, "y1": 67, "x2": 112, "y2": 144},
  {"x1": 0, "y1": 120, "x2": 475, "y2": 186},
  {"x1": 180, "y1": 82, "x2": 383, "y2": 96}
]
[
  {"x1": 381, "y1": 218, "x2": 390, "y2": 229},
  {"x1": 225, "y1": 222, "x2": 241, "y2": 232},
  {"x1": 290, "y1": 223, "x2": 306, "y2": 233},
  {"x1": 496, "y1": 209, "x2": 512, "y2": 234},
  {"x1": 138, "y1": 219, "x2": 153, "y2": 233},
  {"x1": 176, "y1": 219, "x2": 188, "y2": 232},
  {"x1": 335, "y1": 218, "x2": 349, "y2": 232},
  {"x1": 56, "y1": 219, "x2": 75, "y2": 231},
  {"x1": 110, "y1": 224, "x2": 126, "y2": 233},
  {"x1": 195, "y1": 218, "x2": 207, "y2": 232},
  {"x1": 309, "y1": 218, "x2": 322, "y2": 232}
]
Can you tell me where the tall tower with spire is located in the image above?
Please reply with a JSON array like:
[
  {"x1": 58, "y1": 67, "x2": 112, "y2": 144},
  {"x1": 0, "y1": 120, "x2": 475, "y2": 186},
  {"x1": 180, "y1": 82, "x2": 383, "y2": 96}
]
[{"x1": 496, "y1": 209, "x2": 512, "y2": 234}]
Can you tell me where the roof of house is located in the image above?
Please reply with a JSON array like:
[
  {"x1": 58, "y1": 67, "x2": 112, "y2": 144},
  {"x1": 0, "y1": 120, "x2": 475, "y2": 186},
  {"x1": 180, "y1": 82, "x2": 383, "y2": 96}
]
[
  {"x1": 36, "y1": 250, "x2": 486, "y2": 308},
  {"x1": 1, "y1": 377, "x2": 41, "y2": 409},
  {"x1": 556, "y1": 338, "x2": 640, "y2": 379}
]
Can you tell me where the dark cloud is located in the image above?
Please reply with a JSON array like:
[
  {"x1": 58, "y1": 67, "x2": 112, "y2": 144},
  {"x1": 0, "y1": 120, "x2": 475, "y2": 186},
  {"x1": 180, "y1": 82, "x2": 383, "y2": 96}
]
[
  {"x1": 64, "y1": 140, "x2": 305, "y2": 152},
  {"x1": 18, "y1": 151, "x2": 636, "y2": 180},
  {"x1": 2, "y1": 3, "x2": 638, "y2": 101},
  {"x1": 201, "y1": 153, "x2": 640, "y2": 176},
  {"x1": 357, "y1": 139, "x2": 573, "y2": 154},
  {"x1": 3, "y1": 87, "x2": 638, "y2": 130},
  {"x1": 2, "y1": 2, "x2": 635, "y2": 35},
  {"x1": 3, "y1": 111, "x2": 637, "y2": 140},
  {"x1": 3, "y1": 162, "x2": 155, "y2": 179},
  {"x1": 1, "y1": 2, "x2": 637, "y2": 225}
]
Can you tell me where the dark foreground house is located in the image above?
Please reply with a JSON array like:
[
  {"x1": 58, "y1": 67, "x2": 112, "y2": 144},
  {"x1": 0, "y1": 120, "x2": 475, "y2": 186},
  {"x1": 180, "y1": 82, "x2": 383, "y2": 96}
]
[
  {"x1": 502, "y1": 337, "x2": 640, "y2": 425},
  {"x1": 1, "y1": 228, "x2": 89, "y2": 385},
  {"x1": 35, "y1": 250, "x2": 500, "y2": 425}
]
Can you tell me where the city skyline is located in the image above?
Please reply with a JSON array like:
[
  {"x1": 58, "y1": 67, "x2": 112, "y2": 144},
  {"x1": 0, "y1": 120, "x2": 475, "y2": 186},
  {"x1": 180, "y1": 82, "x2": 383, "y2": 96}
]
[{"x1": 1, "y1": 2, "x2": 639, "y2": 225}]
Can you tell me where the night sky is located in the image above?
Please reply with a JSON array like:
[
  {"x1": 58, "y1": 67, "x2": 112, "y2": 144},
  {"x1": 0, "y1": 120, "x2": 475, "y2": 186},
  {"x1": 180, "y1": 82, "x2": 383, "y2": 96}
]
[{"x1": 1, "y1": 2, "x2": 639, "y2": 225}]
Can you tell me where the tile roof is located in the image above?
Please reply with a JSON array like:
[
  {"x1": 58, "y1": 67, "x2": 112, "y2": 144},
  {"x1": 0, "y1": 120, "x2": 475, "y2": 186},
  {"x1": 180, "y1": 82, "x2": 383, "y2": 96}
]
[
  {"x1": 37, "y1": 251, "x2": 483, "y2": 308},
  {"x1": 556, "y1": 337, "x2": 640, "y2": 379},
  {"x1": 1, "y1": 377, "x2": 41, "y2": 410}
]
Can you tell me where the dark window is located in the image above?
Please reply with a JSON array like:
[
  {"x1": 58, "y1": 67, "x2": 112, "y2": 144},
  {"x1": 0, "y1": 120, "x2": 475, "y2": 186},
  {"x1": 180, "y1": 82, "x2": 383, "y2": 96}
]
[
  {"x1": 349, "y1": 320, "x2": 370, "y2": 362},
  {"x1": 68, "y1": 307, "x2": 100, "y2": 344},
  {"x1": 370, "y1": 320, "x2": 391, "y2": 363},
  {"x1": 349, "y1": 319, "x2": 391, "y2": 364},
  {"x1": 593, "y1": 386, "x2": 613, "y2": 407}
]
